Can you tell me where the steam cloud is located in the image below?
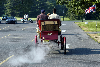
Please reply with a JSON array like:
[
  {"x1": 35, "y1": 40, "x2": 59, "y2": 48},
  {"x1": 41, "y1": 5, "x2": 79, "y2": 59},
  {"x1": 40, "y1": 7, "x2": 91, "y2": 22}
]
[{"x1": 8, "y1": 43, "x2": 51, "y2": 66}]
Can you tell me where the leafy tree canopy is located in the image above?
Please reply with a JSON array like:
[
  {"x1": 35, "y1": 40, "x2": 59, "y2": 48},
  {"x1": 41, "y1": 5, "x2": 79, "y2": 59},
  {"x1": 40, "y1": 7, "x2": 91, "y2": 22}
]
[{"x1": 55, "y1": 0, "x2": 100, "y2": 20}]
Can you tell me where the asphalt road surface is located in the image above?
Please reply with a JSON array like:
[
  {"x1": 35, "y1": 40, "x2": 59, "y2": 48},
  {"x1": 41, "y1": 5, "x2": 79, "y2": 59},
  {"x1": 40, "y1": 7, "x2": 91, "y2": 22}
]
[{"x1": 0, "y1": 20, "x2": 100, "y2": 67}]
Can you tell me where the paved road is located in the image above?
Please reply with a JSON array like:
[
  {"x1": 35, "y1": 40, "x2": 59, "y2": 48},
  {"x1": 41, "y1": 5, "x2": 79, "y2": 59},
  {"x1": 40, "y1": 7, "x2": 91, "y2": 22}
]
[{"x1": 0, "y1": 20, "x2": 100, "y2": 67}]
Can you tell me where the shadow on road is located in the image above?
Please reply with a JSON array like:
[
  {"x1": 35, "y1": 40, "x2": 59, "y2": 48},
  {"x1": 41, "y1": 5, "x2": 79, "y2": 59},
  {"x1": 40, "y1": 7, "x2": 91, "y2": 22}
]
[
  {"x1": 52, "y1": 48, "x2": 100, "y2": 55},
  {"x1": 66, "y1": 48, "x2": 100, "y2": 55},
  {"x1": 62, "y1": 34, "x2": 80, "y2": 35},
  {"x1": 16, "y1": 22, "x2": 34, "y2": 24}
]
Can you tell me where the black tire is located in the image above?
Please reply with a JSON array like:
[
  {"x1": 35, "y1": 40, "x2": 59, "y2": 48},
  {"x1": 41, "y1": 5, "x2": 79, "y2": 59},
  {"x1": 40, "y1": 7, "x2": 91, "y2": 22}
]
[
  {"x1": 31, "y1": 21, "x2": 33, "y2": 23},
  {"x1": 61, "y1": 37, "x2": 64, "y2": 50}
]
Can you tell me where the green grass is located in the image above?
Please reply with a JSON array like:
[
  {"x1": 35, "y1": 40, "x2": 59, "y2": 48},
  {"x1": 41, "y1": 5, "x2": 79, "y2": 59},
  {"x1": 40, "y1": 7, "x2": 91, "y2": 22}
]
[
  {"x1": 75, "y1": 21, "x2": 100, "y2": 43},
  {"x1": 60, "y1": 16, "x2": 70, "y2": 21},
  {"x1": 75, "y1": 21, "x2": 100, "y2": 32},
  {"x1": 97, "y1": 33, "x2": 100, "y2": 36},
  {"x1": 61, "y1": 17, "x2": 70, "y2": 21}
]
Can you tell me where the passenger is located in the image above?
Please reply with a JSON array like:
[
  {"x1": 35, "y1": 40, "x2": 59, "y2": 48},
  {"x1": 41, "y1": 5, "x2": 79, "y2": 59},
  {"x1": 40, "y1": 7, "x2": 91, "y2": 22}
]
[
  {"x1": 49, "y1": 8, "x2": 61, "y2": 26},
  {"x1": 36, "y1": 9, "x2": 48, "y2": 26},
  {"x1": 49, "y1": 8, "x2": 61, "y2": 21}
]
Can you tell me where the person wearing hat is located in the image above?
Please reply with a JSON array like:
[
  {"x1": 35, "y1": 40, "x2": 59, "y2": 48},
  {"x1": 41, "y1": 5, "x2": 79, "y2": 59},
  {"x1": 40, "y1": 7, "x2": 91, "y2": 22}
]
[{"x1": 36, "y1": 9, "x2": 48, "y2": 25}]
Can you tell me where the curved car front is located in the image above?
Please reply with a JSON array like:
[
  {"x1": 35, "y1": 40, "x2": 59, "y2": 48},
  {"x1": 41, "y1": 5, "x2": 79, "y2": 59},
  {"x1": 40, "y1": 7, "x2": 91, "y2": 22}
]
[{"x1": 6, "y1": 17, "x2": 17, "y2": 24}]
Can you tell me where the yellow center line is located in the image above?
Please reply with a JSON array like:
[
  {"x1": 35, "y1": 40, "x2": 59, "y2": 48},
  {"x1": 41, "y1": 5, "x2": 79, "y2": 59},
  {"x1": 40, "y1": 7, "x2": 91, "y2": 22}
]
[
  {"x1": 0, "y1": 33, "x2": 13, "y2": 65},
  {"x1": 0, "y1": 55, "x2": 14, "y2": 65},
  {"x1": 8, "y1": 34, "x2": 11, "y2": 36},
  {"x1": 0, "y1": 34, "x2": 11, "y2": 39},
  {"x1": 25, "y1": 27, "x2": 28, "y2": 28},
  {"x1": 0, "y1": 26, "x2": 9, "y2": 30},
  {"x1": 31, "y1": 39, "x2": 35, "y2": 42},
  {"x1": 22, "y1": 26, "x2": 29, "y2": 30}
]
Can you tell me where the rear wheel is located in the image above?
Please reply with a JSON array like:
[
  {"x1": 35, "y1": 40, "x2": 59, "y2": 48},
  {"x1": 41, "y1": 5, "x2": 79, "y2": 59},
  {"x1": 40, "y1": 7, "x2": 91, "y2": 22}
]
[{"x1": 64, "y1": 37, "x2": 66, "y2": 54}]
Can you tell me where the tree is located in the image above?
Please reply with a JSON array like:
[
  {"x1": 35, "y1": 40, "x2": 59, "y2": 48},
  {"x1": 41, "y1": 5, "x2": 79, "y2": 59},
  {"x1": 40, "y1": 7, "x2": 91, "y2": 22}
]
[
  {"x1": 29, "y1": 0, "x2": 67, "y2": 17},
  {"x1": 0, "y1": 0, "x2": 6, "y2": 16},
  {"x1": 4, "y1": 0, "x2": 34, "y2": 17},
  {"x1": 55, "y1": 0, "x2": 100, "y2": 20},
  {"x1": 1, "y1": 0, "x2": 67, "y2": 18},
  {"x1": 4, "y1": 0, "x2": 13, "y2": 16}
]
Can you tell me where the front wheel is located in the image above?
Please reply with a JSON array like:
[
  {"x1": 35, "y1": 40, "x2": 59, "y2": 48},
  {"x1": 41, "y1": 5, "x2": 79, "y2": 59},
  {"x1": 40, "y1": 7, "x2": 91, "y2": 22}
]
[{"x1": 35, "y1": 35, "x2": 38, "y2": 44}]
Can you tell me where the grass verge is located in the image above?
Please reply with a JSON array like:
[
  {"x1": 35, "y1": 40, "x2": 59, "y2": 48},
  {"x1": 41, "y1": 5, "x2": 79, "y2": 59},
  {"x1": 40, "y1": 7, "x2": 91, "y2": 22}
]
[
  {"x1": 75, "y1": 21, "x2": 100, "y2": 43},
  {"x1": 75, "y1": 21, "x2": 100, "y2": 32}
]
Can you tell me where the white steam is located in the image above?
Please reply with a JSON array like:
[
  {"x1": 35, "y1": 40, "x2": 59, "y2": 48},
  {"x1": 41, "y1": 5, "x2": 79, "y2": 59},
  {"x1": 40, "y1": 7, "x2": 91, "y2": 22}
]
[{"x1": 8, "y1": 44, "x2": 51, "y2": 66}]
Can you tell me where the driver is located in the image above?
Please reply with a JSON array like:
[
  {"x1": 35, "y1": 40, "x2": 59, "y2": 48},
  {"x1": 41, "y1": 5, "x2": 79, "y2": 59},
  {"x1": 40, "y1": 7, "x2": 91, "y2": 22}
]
[{"x1": 36, "y1": 9, "x2": 48, "y2": 26}]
